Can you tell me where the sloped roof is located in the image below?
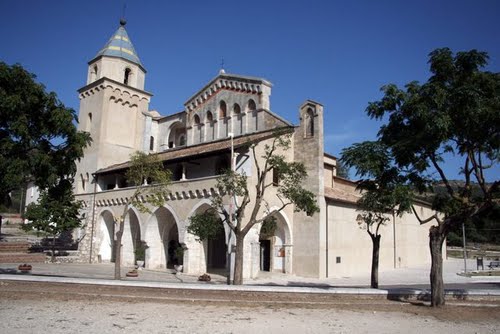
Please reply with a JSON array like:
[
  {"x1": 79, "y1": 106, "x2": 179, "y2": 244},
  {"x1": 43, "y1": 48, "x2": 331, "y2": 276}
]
[
  {"x1": 92, "y1": 20, "x2": 143, "y2": 67},
  {"x1": 96, "y1": 127, "x2": 294, "y2": 175}
]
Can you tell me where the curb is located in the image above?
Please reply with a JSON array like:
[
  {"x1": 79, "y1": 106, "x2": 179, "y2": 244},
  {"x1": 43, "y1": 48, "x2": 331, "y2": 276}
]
[{"x1": 1, "y1": 274, "x2": 500, "y2": 297}]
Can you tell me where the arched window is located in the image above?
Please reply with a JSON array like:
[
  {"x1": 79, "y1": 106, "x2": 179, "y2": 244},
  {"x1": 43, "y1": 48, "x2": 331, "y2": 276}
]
[
  {"x1": 206, "y1": 111, "x2": 215, "y2": 140},
  {"x1": 149, "y1": 136, "x2": 155, "y2": 151},
  {"x1": 124, "y1": 68, "x2": 131, "y2": 85},
  {"x1": 233, "y1": 103, "x2": 243, "y2": 136},
  {"x1": 93, "y1": 65, "x2": 98, "y2": 78},
  {"x1": 233, "y1": 103, "x2": 241, "y2": 115},
  {"x1": 179, "y1": 135, "x2": 186, "y2": 146},
  {"x1": 247, "y1": 99, "x2": 256, "y2": 111},
  {"x1": 248, "y1": 99, "x2": 257, "y2": 131},
  {"x1": 194, "y1": 114, "x2": 201, "y2": 125},
  {"x1": 219, "y1": 100, "x2": 227, "y2": 119},
  {"x1": 306, "y1": 108, "x2": 314, "y2": 137}
]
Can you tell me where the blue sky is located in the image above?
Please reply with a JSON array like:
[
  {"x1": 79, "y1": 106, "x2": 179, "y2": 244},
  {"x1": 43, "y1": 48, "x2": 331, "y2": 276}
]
[{"x1": 1, "y1": 0, "x2": 499, "y2": 181}]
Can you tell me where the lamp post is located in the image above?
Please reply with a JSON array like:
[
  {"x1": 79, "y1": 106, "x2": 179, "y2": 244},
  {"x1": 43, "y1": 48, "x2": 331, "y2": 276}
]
[{"x1": 227, "y1": 132, "x2": 234, "y2": 284}]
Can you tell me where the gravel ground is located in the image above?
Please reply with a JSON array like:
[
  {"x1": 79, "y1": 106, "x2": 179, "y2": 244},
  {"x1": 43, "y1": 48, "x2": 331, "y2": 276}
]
[
  {"x1": 1, "y1": 298, "x2": 499, "y2": 334},
  {"x1": 0, "y1": 281, "x2": 499, "y2": 334}
]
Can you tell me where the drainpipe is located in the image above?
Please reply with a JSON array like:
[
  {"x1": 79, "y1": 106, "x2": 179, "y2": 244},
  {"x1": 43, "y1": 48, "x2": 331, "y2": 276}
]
[
  {"x1": 89, "y1": 173, "x2": 98, "y2": 263},
  {"x1": 392, "y1": 211, "x2": 396, "y2": 268},
  {"x1": 325, "y1": 203, "x2": 329, "y2": 277}
]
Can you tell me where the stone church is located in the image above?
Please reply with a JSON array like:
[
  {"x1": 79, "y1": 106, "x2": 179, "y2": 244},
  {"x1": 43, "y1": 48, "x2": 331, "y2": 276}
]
[{"x1": 66, "y1": 20, "x2": 435, "y2": 279}]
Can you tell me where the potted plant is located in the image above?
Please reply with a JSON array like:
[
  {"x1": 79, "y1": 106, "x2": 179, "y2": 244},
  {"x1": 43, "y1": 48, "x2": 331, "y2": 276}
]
[
  {"x1": 134, "y1": 241, "x2": 147, "y2": 268},
  {"x1": 174, "y1": 246, "x2": 184, "y2": 272}
]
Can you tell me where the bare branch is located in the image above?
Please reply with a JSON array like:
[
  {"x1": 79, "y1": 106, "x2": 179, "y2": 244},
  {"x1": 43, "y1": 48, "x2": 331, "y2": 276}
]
[{"x1": 411, "y1": 205, "x2": 442, "y2": 225}]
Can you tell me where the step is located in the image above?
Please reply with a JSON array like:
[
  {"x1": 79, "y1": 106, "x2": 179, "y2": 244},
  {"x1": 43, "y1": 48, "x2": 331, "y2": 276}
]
[
  {"x1": 0, "y1": 253, "x2": 47, "y2": 263},
  {"x1": 0, "y1": 242, "x2": 31, "y2": 253}
]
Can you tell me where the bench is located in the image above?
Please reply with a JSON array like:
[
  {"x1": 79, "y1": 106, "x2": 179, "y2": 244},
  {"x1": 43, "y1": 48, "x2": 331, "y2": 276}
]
[{"x1": 488, "y1": 261, "x2": 500, "y2": 270}]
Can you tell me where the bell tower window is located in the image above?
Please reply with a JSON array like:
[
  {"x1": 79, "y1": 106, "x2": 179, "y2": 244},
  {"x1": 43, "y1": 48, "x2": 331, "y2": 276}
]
[
  {"x1": 306, "y1": 108, "x2": 314, "y2": 137},
  {"x1": 124, "y1": 68, "x2": 131, "y2": 85},
  {"x1": 149, "y1": 136, "x2": 155, "y2": 151}
]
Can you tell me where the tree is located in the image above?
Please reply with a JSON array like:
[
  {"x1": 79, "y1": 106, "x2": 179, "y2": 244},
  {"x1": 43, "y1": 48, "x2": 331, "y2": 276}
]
[
  {"x1": 23, "y1": 179, "x2": 82, "y2": 262},
  {"x1": 0, "y1": 62, "x2": 91, "y2": 205},
  {"x1": 112, "y1": 151, "x2": 171, "y2": 280},
  {"x1": 342, "y1": 141, "x2": 412, "y2": 288},
  {"x1": 335, "y1": 159, "x2": 350, "y2": 179},
  {"x1": 188, "y1": 130, "x2": 319, "y2": 285},
  {"x1": 362, "y1": 48, "x2": 499, "y2": 306}
]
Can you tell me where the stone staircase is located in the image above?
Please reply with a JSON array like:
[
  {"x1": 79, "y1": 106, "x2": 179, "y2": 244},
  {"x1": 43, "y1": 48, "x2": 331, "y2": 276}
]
[
  {"x1": 0, "y1": 241, "x2": 46, "y2": 263},
  {"x1": 0, "y1": 220, "x2": 47, "y2": 264}
]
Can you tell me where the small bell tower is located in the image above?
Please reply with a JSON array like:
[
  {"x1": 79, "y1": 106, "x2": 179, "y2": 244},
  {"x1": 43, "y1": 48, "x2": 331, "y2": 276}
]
[{"x1": 75, "y1": 20, "x2": 152, "y2": 193}]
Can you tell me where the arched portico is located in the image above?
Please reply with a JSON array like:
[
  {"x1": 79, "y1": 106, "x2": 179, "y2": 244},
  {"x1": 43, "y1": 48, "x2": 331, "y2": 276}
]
[
  {"x1": 98, "y1": 209, "x2": 115, "y2": 263},
  {"x1": 258, "y1": 210, "x2": 292, "y2": 274},
  {"x1": 121, "y1": 208, "x2": 141, "y2": 266},
  {"x1": 185, "y1": 201, "x2": 228, "y2": 275},
  {"x1": 144, "y1": 206, "x2": 180, "y2": 269}
]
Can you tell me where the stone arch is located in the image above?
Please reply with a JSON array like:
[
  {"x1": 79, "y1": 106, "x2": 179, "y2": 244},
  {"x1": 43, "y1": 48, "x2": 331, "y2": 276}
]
[
  {"x1": 193, "y1": 114, "x2": 203, "y2": 144},
  {"x1": 186, "y1": 200, "x2": 228, "y2": 274},
  {"x1": 97, "y1": 209, "x2": 116, "y2": 263},
  {"x1": 232, "y1": 103, "x2": 243, "y2": 136},
  {"x1": 247, "y1": 99, "x2": 258, "y2": 132},
  {"x1": 167, "y1": 121, "x2": 186, "y2": 149},
  {"x1": 144, "y1": 205, "x2": 181, "y2": 269},
  {"x1": 258, "y1": 209, "x2": 292, "y2": 273},
  {"x1": 121, "y1": 208, "x2": 142, "y2": 267},
  {"x1": 218, "y1": 100, "x2": 228, "y2": 138},
  {"x1": 205, "y1": 110, "x2": 215, "y2": 141}
]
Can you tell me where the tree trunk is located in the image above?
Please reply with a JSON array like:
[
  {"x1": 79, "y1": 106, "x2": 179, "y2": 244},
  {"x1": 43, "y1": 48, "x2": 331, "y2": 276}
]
[
  {"x1": 429, "y1": 225, "x2": 446, "y2": 307},
  {"x1": 370, "y1": 234, "x2": 381, "y2": 289},
  {"x1": 51, "y1": 235, "x2": 56, "y2": 263},
  {"x1": 114, "y1": 219, "x2": 125, "y2": 280},
  {"x1": 233, "y1": 234, "x2": 245, "y2": 285}
]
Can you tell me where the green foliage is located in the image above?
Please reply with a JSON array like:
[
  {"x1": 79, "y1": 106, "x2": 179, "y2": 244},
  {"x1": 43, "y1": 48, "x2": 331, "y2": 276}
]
[
  {"x1": 364, "y1": 48, "x2": 499, "y2": 218},
  {"x1": 23, "y1": 179, "x2": 82, "y2": 236},
  {"x1": 134, "y1": 241, "x2": 148, "y2": 261},
  {"x1": 126, "y1": 151, "x2": 172, "y2": 214},
  {"x1": 260, "y1": 216, "x2": 277, "y2": 239},
  {"x1": 0, "y1": 62, "x2": 92, "y2": 201},
  {"x1": 341, "y1": 141, "x2": 412, "y2": 235},
  {"x1": 187, "y1": 209, "x2": 223, "y2": 242},
  {"x1": 335, "y1": 160, "x2": 350, "y2": 179}
]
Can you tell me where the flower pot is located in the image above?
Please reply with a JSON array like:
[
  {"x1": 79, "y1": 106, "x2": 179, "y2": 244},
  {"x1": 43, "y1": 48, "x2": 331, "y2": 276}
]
[
  {"x1": 18, "y1": 264, "x2": 32, "y2": 273},
  {"x1": 126, "y1": 270, "x2": 139, "y2": 277},
  {"x1": 136, "y1": 260, "x2": 145, "y2": 268},
  {"x1": 174, "y1": 264, "x2": 183, "y2": 273}
]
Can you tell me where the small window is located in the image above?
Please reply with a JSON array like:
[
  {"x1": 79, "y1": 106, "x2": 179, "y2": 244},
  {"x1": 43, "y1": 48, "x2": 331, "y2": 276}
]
[
  {"x1": 306, "y1": 108, "x2": 314, "y2": 137},
  {"x1": 247, "y1": 99, "x2": 256, "y2": 111},
  {"x1": 124, "y1": 68, "x2": 131, "y2": 85},
  {"x1": 179, "y1": 135, "x2": 186, "y2": 146},
  {"x1": 93, "y1": 65, "x2": 98, "y2": 78},
  {"x1": 194, "y1": 114, "x2": 201, "y2": 125},
  {"x1": 219, "y1": 100, "x2": 227, "y2": 118},
  {"x1": 87, "y1": 113, "x2": 92, "y2": 132},
  {"x1": 206, "y1": 111, "x2": 213, "y2": 122},
  {"x1": 149, "y1": 136, "x2": 155, "y2": 151},
  {"x1": 168, "y1": 141, "x2": 174, "y2": 149},
  {"x1": 233, "y1": 103, "x2": 241, "y2": 115},
  {"x1": 272, "y1": 169, "x2": 280, "y2": 186},
  {"x1": 81, "y1": 174, "x2": 86, "y2": 191}
]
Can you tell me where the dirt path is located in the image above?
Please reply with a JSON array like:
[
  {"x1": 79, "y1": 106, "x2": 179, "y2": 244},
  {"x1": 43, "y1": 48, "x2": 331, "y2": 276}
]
[{"x1": 0, "y1": 281, "x2": 499, "y2": 333}]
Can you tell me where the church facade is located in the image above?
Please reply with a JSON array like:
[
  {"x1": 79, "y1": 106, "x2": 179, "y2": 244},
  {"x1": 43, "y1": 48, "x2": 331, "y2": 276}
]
[{"x1": 71, "y1": 21, "x2": 436, "y2": 279}]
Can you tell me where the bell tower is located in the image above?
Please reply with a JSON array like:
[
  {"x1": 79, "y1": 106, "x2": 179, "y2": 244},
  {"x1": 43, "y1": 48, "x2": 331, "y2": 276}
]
[{"x1": 75, "y1": 20, "x2": 152, "y2": 193}]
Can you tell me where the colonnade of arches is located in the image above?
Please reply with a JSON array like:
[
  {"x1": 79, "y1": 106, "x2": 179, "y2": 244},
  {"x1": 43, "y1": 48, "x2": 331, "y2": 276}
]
[
  {"x1": 96, "y1": 203, "x2": 292, "y2": 275},
  {"x1": 191, "y1": 98, "x2": 258, "y2": 145}
]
